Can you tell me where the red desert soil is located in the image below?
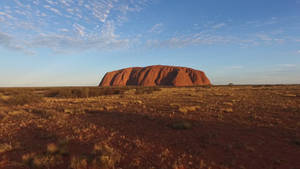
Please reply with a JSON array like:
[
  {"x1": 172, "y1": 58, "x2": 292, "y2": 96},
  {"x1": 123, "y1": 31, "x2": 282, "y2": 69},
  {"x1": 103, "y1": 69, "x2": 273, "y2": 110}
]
[
  {"x1": 0, "y1": 85, "x2": 300, "y2": 169},
  {"x1": 99, "y1": 65, "x2": 211, "y2": 87}
]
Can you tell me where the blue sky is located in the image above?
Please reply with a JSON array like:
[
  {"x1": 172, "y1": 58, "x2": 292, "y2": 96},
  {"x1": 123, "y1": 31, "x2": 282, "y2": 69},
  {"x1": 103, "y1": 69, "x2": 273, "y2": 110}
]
[{"x1": 0, "y1": 0, "x2": 300, "y2": 86}]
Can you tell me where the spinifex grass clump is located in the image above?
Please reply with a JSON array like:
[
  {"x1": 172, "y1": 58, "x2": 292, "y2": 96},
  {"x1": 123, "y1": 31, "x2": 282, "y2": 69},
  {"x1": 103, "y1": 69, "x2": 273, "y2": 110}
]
[
  {"x1": 70, "y1": 142, "x2": 121, "y2": 169},
  {"x1": 22, "y1": 140, "x2": 68, "y2": 169}
]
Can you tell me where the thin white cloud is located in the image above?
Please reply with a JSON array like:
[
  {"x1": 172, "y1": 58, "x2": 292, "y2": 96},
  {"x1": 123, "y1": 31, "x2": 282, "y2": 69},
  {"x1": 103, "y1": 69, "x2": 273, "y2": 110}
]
[
  {"x1": 0, "y1": 11, "x2": 13, "y2": 19},
  {"x1": 1, "y1": 0, "x2": 298, "y2": 54},
  {"x1": 13, "y1": 0, "x2": 24, "y2": 7},
  {"x1": 73, "y1": 23, "x2": 85, "y2": 36},
  {"x1": 149, "y1": 23, "x2": 163, "y2": 33},
  {"x1": 212, "y1": 23, "x2": 226, "y2": 29},
  {"x1": 29, "y1": 33, "x2": 129, "y2": 53},
  {"x1": 59, "y1": 28, "x2": 69, "y2": 32},
  {"x1": 45, "y1": 0, "x2": 57, "y2": 5},
  {"x1": 246, "y1": 17, "x2": 278, "y2": 27},
  {"x1": 146, "y1": 33, "x2": 235, "y2": 48},
  {"x1": 297, "y1": 50, "x2": 300, "y2": 54},
  {"x1": 88, "y1": 0, "x2": 113, "y2": 23},
  {"x1": 44, "y1": 5, "x2": 62, "y2": 15},
  {"x1": 279, "y1": 64, "x2": 297, "y2": 68},
  {"x1": 33, "y1": 0, "x2": 40, "y2": 5},
  {"x1": 27, "y1": 21, "x2": 129, "y2": 53},
  {"x1": 145, "y1": 28, "x2": 295, "y2": 49},
  {"x1": 256, "y1": 34, "x2": 273, "y2": 41},
  {"x1": 0, "y1": 0, "x2": 152, "y2": 54},
  {"x1": 0, "y1": 31, "x2": 34, "y2": 55},
  {"x1": 60, "y1": 0, "x2": 71, "y2": 6}
]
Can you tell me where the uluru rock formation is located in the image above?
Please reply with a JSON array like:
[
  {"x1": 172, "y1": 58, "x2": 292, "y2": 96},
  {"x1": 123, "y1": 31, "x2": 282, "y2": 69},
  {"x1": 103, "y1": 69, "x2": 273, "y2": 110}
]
[{"x1": 99, "y1": 65, "x2": 211, "y2": 87}]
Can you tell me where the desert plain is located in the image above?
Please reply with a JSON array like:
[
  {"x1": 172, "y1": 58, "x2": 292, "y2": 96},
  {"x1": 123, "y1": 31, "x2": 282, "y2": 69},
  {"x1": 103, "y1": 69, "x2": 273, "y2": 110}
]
[{"x1": 0, "y1": 85, "x2": 299, "y2": 169}]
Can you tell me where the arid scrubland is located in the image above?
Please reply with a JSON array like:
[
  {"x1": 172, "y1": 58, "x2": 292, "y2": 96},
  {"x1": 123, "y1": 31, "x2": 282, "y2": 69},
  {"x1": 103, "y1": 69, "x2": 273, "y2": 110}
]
[{"x1": 0, "y1": 85, "x2": 299, "y2": 169}]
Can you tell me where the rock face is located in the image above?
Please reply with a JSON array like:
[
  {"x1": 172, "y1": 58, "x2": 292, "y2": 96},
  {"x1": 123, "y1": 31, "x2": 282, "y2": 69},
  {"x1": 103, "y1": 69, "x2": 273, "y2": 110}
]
[{"x1": 99, "y1": 65, "x2": 211, "y2": 87}]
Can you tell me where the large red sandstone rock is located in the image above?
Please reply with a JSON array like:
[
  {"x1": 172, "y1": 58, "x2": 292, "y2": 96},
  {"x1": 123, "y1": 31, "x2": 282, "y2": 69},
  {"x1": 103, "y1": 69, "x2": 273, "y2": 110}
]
[{"x1": 99, "y1": 65, "x2": 211, "y2": 87}]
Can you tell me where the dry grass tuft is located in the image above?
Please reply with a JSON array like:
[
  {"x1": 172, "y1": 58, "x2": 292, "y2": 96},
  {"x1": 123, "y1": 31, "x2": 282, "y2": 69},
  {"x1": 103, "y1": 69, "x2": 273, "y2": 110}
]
[
  {"x1": 0, "y1": 143, "x2": 13, "y2": 153},
  {"x1": 178, "y1": 106, "x2": 199, "y2": 114}
]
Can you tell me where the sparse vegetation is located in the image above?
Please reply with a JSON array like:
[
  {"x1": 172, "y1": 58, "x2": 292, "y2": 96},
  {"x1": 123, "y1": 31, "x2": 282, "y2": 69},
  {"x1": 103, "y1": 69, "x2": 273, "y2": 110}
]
[
  {"x1": 134, "y1": 86, "x2": 161, "y2": 94},
  {"x1": 0, "y1": 85, "x2": 299, "y2": 169},
  {"x1": 4, "y1": 93, "x2": 43, "y2": 106},
  {"x1": 46, "y1": 87, "x2": 128, "y2": 98},
  {"x1": 70, "y1": 142, "x2": 120, "y2": 169}
]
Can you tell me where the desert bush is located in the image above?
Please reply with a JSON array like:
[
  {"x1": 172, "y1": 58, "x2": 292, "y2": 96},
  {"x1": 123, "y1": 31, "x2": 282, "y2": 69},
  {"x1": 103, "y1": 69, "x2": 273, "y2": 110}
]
[
  {"x1": 0, "y1": 88, "x2": 38, "y2": 96},
  {"x1": 70, "y1": 156, "x2": 89, "y2": 169},
  {"x1": 292, "y1": 140, "x2": 300, "y2": 146},
  {"x1": 46, "y1": 88, "x2": 76, "y2": 98},
  {"x1": 22, "y1": 153, "x2": 36, "y2": 168},
  {"x1": 92, "y1": 142, "x2": 121, "y2": 169},
  {"x1": 46, "y1": 87, "x2": 126, "y2": 98},
  {"x1": 134, "y1": 87, "x2": 161, "y2": 95},
  {"x1": 72, "y1": 88, "x2": 90, "y2": 98},
  {"x1": 170, "y1": 120, "x2": 192, "y2": 130},
  {"x1": 31, "y1": 109, "x2": 51, "y2": 118},
  {"x1": 22, "y1": 141, "x2": 68, "y2": 169},
  {"x1": 88, "y1": 88, "x2": 125, "y2": 97},
  {"x1": 46, "y1": 88, "x2": 88, "y2": 98},
  {"x1": 0, "y1": 111, "x2": 7, "y2": 119},
  {"x1": 84, "y1": 109, "x2": 104, "y2": 114},
  {"x1": 47, "y1": 141, "x2": 68, "y2": 156},
  {"x1": 22, "y1": 153, "x2": 64, "y2": 169},
  {"x1": 4, "y1": 93, "x2": 43, "y2": 106}
]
